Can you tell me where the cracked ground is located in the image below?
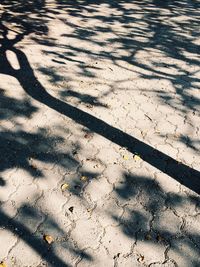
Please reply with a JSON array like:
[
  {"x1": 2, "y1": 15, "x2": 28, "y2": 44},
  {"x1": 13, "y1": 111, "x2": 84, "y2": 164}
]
[{"x1": 0, "y1": 0, "x2": 200, "y2": 266}]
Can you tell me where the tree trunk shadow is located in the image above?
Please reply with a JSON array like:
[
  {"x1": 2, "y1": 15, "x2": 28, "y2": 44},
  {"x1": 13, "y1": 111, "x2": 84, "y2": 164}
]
[{"x1": 8, "y1": 47, "x2": 200, "y2": 195}]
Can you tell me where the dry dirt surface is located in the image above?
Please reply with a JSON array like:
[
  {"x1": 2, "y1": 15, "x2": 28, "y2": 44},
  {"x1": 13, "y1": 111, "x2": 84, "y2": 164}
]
[{"x1": 0, "y1": 0, "x2": 200, "y2": 266}]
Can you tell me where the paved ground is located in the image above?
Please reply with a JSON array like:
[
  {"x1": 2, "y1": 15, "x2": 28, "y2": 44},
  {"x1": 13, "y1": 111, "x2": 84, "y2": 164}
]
[{"x1": 0, "y1": 0, "x2": 200, "y2": 266}]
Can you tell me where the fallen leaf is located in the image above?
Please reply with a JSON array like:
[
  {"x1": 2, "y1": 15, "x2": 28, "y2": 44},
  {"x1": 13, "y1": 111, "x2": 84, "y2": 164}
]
[
  {"x1": 61, "y1": 183, "x2": 69, "y2": 191},
  {"x1": 80, "y1": 176, "x2": 88, "y2": 182},
  {"x1": 113, "y1": 253, "x2": 120, "y2": 259},
  {"x1": 43, "y1": 234, "x2": 54, "y2": 244},
  {"x1": 87, "y1": 208, "x2": 92, "y2": 212},
  {"x1": 137, "y1": 255, "x2": 144, "y2": 263},
  {"x1": 133, "y1": 154, "x2": 141, "y2": 161},
  {"x1": 84, "y1": 132, "x2": 93, "y2": 139},
  {"x1": 123, "y1": 155, "x2": 129, "y2": 160},
  {"x1": 0, "y1": 262, "x2": 7, "y2": 267},
  {"x1": 85, "y1": 103, "x2": 93, "y2": 109}
]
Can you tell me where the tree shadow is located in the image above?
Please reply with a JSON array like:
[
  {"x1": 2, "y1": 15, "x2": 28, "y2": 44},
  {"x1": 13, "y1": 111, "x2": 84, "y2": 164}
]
[
  {"x1": 0, "y1": 88, "x2": 37, "y2": 120},
  {"x1": 12, "y1": 46, "x2": 200, "y2": 193},
  {"x1": 0, "y1": 127, "x2": 80, "y2": 177},
  {"x1": 0, "y1": 0, "x2": 200, "y2": 265},
  {"x1": 0, "y1": 203, "x2": 92, "y2": 266},
  {"x1": 1, "y1": 0, "x2": 199, "y2": 193},
  {"x1": 42, "y1": 0, "x2": 200, "y2": 155},
  {"x1": 0, "y1": 84, "x2": 97, "y2": 265},
  {"x1": 111, "y1": 172, "x2": 200, "y2": 266}
]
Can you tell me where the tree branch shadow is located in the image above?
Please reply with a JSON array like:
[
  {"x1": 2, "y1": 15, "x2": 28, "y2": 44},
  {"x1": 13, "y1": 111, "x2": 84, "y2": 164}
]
[
  {"x1": 110, "y1": 172, "x2": 200, "y2": 266},
  {"x1": 1, "y1": 0, "x2": 200, "y2": 265},
  {"x1": 11, "y1": 46, "x2": 200, "y2": 194}
]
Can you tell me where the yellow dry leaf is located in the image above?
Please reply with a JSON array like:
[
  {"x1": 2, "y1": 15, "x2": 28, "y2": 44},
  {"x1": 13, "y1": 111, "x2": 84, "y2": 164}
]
[
  {"x1": 43, "y1": 234, "x2": 54, "y2": 244},
  {"x1": 61, "y1": 183, "x2": 69, "y2": 191},
  {"x1": 123, "y1": 155, "x2": 129, "y2": 160},
  {"x1": 80, "y1": 176, "x2": 88, "y2": 182},
  {"x1": 0, "y1": 262, "x2": 7, "y2": 267},
  {"x1": 133, "y1": 154, "x2": 141, "y2": 161}
]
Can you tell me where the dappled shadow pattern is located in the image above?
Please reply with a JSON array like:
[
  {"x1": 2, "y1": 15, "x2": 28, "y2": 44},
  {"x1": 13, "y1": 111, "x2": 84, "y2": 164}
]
[
  {"x1": 113, "y1": 172, "x2": 200, "y2": 265},
  {"x1": 0, "y1": 0, "x2": 200, "y2": 265},
  {"x1": 0, "y1": 88, "x2": 37, "y2": 120},
  {"x1": 1, "y1": 0, "x2": 199, "y2": 192},
  {"x1": 0, "y1": 204, "x2": 92, "y2": 266},
  {"x1": 0, "y1": 128, "x2": 79, "y2": 177}
]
